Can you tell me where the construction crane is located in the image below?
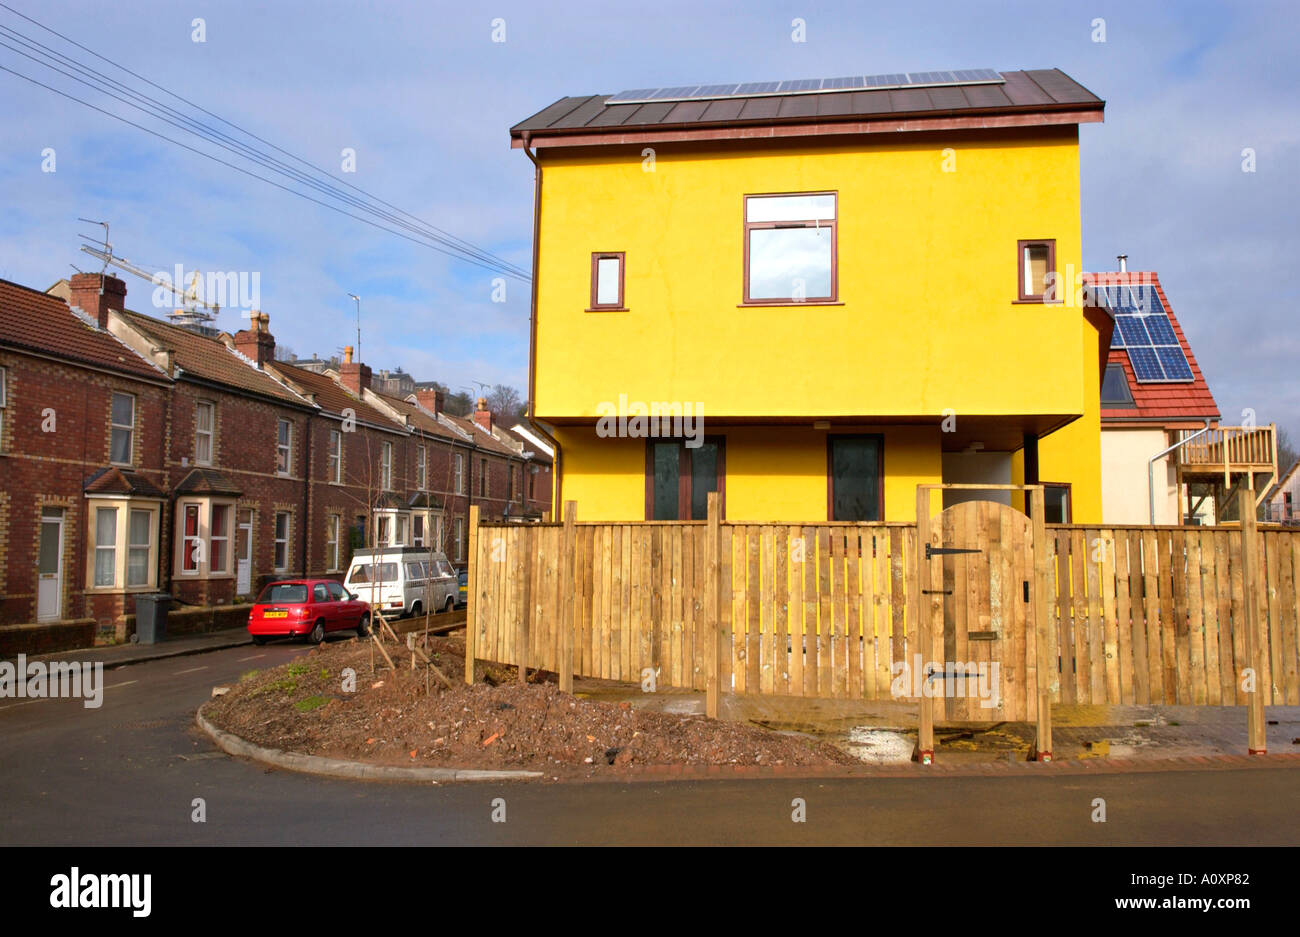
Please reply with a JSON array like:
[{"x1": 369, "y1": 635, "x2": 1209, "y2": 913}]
[{"x1": 79, "y1": 244, "x2": 220, "y2": 328}]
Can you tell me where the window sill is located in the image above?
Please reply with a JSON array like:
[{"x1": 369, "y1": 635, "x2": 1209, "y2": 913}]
[
  {"x1": 1012, "y1": 299, "x2": 1064, "y2": 305},
  {"x1": 738, "y1": 301, "x2": 844, "y2": 308},
  {"x1": 585, "y1": 306, "x2": 629, "y2": 313},
  {"x1": 85, "y1": 585, "x2": 157, "y2": 595}
]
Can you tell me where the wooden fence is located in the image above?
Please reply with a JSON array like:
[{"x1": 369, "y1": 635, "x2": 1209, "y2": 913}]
[{"x1": 465, "y1": 504, "x2": 1300, "y2": 716}]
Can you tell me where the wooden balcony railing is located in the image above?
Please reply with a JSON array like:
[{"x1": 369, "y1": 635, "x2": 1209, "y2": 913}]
[{"x1": 1177, "y1": 424, "x2": 1277, "y2": 474}]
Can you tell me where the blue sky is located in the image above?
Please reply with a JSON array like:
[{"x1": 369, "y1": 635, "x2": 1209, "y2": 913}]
[{"x1": 1, "y1": 0, "x2": 1296, "y2": 439}]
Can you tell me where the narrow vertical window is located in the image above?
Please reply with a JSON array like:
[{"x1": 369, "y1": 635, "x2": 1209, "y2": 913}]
[
  {"x1": 110, "y1": 392, "x2": 135, "y2": 465},
  {"x1": 417, "y1": 445, "x2": 427, "y2": 489},
  {"x1": 381, "y1": 441, "x2": 393, "y2": 490},
  {"x1": 94, "y1": 507, "x2": 118, "y2": 587},
  {"x1": 209, "y1": 504, "x2": 230, "y2": 573},
  {"x1": 454, "y1": 517, "x2": 464, "y2": 562},
  {"x1": 195, "y1": 401, "x2": 214, "y2": 465},
  {"x1": 413, "y1": 514, "x2": 425, "y2": 547},
  {"x1": 329, "y1": 429, "x2": 342, "y2": 483},
  {"x1": 127, "y1": 509, "x2": 152, "y2": 587},
  {"x1": 646, "y1": 438, "x2": 725, "y2": 520},
  {"x1": 273, "y1": 512, "x2": 290, "y2": 571},
  {"x1": 181, "y1": 503, "x2": 201, "y2": 572},
  {"x1": 1017, "y1": 239, "x2": 1056, "y2": 301},
  {"x1": 276, "y1": 419, "x2": 292, "y2": 475},
  {"x1": 589, "y1": 252, "x2": 626, "y2": 310},
  {"x1": 454, "y1": 453, "x2": 465, "y2": 494},
  {"x1": 326, "y1": 514, "x2": 340, "y2": 571}
]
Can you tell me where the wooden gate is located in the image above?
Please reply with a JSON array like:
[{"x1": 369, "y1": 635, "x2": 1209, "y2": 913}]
[
  {"x1": 916, "y1": 484, "x2": 1052, "y2": 762},
  {"x1": 935, "y1": 499, "x2": 1036, "y2": 722}
]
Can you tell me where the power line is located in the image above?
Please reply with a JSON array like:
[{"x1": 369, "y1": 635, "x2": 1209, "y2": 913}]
[
  {"x1": 0, "y1": 30, "x2": 529, "y2": 280},
  {"x1": 0, "y1": 63, "x2": 532, "y2": 282},
  {"x1": 0, "y1": 4, "x2": 532, "y2": 282}
]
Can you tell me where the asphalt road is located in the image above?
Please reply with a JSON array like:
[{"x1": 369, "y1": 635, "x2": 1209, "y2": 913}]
[{"x1": 2, "y1": 642, "x2": 1298, "y2": 846}]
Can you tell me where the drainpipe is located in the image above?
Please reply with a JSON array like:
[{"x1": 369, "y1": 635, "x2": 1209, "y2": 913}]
[
  {"x1": 521, "y1": 132, "x2": 563, "y2": 516},
  {"x1": 1149, "y1": 419, "x2": 1212, "y2": 525}
]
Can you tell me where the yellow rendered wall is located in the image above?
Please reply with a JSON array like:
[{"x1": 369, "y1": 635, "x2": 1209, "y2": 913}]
[
  {"x1": 534, "y1": 127, "x2": 1087, "y2": 423},
  {"x1": 554, "y1": 424, "x2": 942, "y2": 522}
]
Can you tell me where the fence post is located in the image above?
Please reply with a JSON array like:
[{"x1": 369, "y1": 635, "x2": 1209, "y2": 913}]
[
  {"x1": 1239, "y1": 488, "x2": 1267, "y2": 754},
  {"x1": 465, "y1": 504, "x2": 479, "y2": 685},
  {"x1": 560, "y1": 501, "x2": 576, "y2": 694},
  {"x1": 706, "y1": 492, "x2": 721, "y2": 719},
  {"x1": 915, "y1": 486, "x2": 934, "y2": 764},
  {"x1": 518, "y1": 524, "x2": 531, "y2": 684},
  {"x1": 1030, "y1": 486, "x2": 1053, "y2": 762}
]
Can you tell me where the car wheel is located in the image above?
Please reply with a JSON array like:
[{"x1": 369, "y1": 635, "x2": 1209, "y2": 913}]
[
  {"x1": 411, "y1": 602, "x2": 422, "y2": 619},
  {"x1": 356, "y1": 613, "x2": 372, "y2": 637},
  {"x1": 252, "y1": 635, "x2": 267, "y2": 646},
  {"x1": 310, "y1": 620, "x2": 326, "y2": 645},
  {"x1": 444, "y1": 596, "x2": 455, "y2": 613}
]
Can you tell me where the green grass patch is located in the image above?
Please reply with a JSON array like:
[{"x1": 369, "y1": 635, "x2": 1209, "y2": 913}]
[
  {"x1": 287, "y1": 662, "x2": 311, "y2": 677},
  {"x1": 294, "y1": 695, "x2": 329, "y2": 713},
  {"x1": 239, "y1": 669, "x2": 260, "y2": 682}
]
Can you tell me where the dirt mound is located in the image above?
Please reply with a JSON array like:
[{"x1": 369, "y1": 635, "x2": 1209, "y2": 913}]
[{"x1": 203, "y1": 636, "x2": 855, "y2": 774}]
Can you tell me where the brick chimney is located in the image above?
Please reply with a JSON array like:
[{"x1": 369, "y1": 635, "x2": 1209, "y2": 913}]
[
  {"x1": 69, "y1": 273, "x2": 128, "y2": 328},
  {"x1": 232, "y1": 311, "x2": 275, "y2": 367},
  {"x1": 339, "y1": 344, "x2": 371, "y2": 393},
  {"x1": 473, "y1": 396, "x2": 492, "y2": 432},
  {"x1": 414, "y1": 388, "x2": 446, "y2": 415}
]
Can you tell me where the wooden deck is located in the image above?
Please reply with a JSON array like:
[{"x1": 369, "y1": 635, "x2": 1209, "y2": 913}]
[{"x1": 1176, "y1": 424, "x2": 1277, "y2": 483}]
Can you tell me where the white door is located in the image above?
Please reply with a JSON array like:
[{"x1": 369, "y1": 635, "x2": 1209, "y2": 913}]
[
  {"x1": 37, "y1": 508, "x2": 64, "y2": 622},
  {"x1": 236, "y1": 510, "x2": 253, "y2": 596}
]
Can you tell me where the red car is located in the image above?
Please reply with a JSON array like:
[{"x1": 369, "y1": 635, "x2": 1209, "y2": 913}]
[{"x1": 248, "y1": 578, "x2": 372, "y2": 645}]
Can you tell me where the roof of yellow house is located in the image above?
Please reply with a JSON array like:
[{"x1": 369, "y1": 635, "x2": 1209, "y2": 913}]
[{"x1": 511, "y1": 69, "x2": 1103, "y2": 147}]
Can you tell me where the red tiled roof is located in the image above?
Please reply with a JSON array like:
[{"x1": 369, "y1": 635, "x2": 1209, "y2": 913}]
[
  {"x1": 374, "y1": 391, "x2": 466, "y2": 444},
  {"x1": 83, "y1": 466, "x2": 167, "y2": 498},
  {"x1": 1084, "y1": 272, "x2": 1220, "y2": 423},
  {"x1": 0, "y1": 279, "x2": 166, "y2": 381},
  {"x1": 269, "y1": 363, "x2": 404, "y2": 432},
  {"x1": 122, "y1": 311, "x2": 309, "y2": 406}
]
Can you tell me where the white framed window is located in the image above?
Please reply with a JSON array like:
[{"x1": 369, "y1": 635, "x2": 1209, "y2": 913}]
[
  {"x1": 94, "y1": 506, "x2": 118, "y2": 587},
  {"x1": 195, "y1": 400, "x2": 215, "y2": 465},
  {"x1": 454, "y1": 517, "x2": 464, "y2": 562},
  {"x1": 175, "y1": 498, "x2": 235, "y2": 577},
  {"x1": 110, "y1": 392, "x2": 135, "y2": 465},
  {"x1": 381, "y1": 441, "x2": 393, "y2": 490},
  {"x1": 127, "y1": 509, "x2": 152, "y2": 587},
  {"x1": 326, "y1": 514, "x2": 341, "y2": 572},
  {"x1": 413, "y1": 513, "x2": 425, "y2": 547},
  {"x1": 328, "y1": 429, "x2": 342, "y2": 483},
  {"x1": 209, "y1": 503, "x2": 230, "y2": 573},
  {"x1": 273, "y1": 511, "x2": 290, "y2": 571},
  {"x1": 86, "y1": 499, "x2": 159, "y2": 590},
  {"x1": 396, "y1": 513, "x2": 409, "y2": 545},
  {"x1": 417, "y1": 445, "x2": 427, "y2": 489},
  {"x1": 454, "y1": 452, "x2": 464, "y2": 494},
  {"x1": 276, "y1": 419, "x2": 292, "y2": 475},
  {"x1": 180, "y1": 502, "x2": 202, "y2": 573}
]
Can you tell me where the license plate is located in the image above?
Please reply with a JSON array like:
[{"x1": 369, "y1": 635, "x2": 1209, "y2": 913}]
[{"x1": 264, "y1": 611, "x2": 287, "y2": 619}]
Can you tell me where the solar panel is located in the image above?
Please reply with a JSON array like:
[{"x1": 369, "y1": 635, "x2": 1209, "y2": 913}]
[
  {"x1": 1097, "y1": 279, "x2": 1194, "y2": 382},
  {"x1": 1156, "y1": 346, "x2": 1194, "y2": 381},
  {"x1": 1128, "y1": 347, "x2": 1165, "y2": 382},
  {"x1": 605, "y1": 68, "x2": 1004, "y2": 105}
]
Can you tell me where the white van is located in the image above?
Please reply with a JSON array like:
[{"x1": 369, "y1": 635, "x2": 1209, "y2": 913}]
[{"x1": 344, "y1": 546, "x2": 458, "y2": 618}]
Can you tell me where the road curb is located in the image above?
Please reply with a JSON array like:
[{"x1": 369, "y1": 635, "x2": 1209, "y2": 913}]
[{"x1": 195, "y1": 705, "x2": 544, "y2": 783}]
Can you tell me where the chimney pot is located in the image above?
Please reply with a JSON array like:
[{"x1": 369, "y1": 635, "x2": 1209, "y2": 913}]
[
  {"x1": 473, "y1": 397, "x2": 492, "y2": 433},
  {"x1": 1117, "y1": 254, "x2": 1128, "y2": 273},
  {"x1": 344, "y1": 345, "x2": 354, "y2": 364},
  {"x1": 233, "y1": 311, "x2": 276, "y2": 367}
]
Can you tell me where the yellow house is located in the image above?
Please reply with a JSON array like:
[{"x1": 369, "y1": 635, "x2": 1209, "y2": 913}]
[{"x1": 511, "y1": 69, "x2": 1110, "y2": 523}]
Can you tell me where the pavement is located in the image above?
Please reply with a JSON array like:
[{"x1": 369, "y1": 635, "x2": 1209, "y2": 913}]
[
  {"x1": 1, "y1": 636, "x2": 1298, "y2": 844},
  {"x1": 7, "y1": 626, "x2": 252, "y2": 669}
]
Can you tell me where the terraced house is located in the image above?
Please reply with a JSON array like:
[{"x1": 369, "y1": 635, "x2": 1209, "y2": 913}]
[
  {"x1": 0, "y1": 270, "x2": 549, "y2": 642},
  {"x1": 512, "y1": 68, "x2": 1111, "y2": 523}
]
